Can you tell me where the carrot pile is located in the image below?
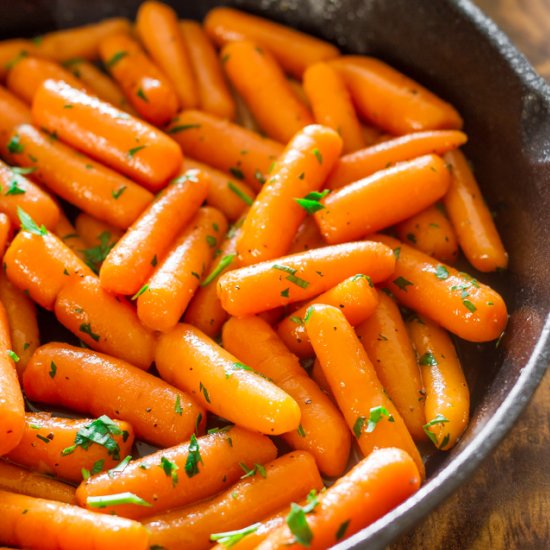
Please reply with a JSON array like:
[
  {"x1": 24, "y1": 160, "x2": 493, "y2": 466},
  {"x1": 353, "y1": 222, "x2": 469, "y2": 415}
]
[{"x1": 0, "y1": 3, "x2": 508, "y2": 550}]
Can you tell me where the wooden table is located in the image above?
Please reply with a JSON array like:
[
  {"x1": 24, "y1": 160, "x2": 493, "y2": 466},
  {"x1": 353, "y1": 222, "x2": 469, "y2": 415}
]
[{"x1": 391, "y1": 1, "x2": 550, "y2": 548}]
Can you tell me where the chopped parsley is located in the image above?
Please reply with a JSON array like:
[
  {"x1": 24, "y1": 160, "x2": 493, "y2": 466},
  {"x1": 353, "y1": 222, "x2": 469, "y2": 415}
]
[
  {"x1": 210, "y1": 523, "x2": 261, "y2": 547},
  {"x1": 160, "y1": 456, "x2": 179, "y2": 487},
  {"x1": 418, "y1": 352, "x2": 438, "y2": 367},
  {"x1": 105, "y1": 51, "x2": 128, "y2": 68},
  {"x1": 272, "y1": 264, "x2": 309, "y2": 289},
  {"x1": 87, "y1": 492, "x2": 151, "y2": 508},
  {"x1": 286, "y1": 491, "x2": 318, "y2": 547},
  {"x1": 294, "y1": 190, "x2": 330, "y2": 215},
  {"x1": 199, "y1": 382, "x2": 211, "y2": 403},
  {"x1": 434, "y1": 265, "x2": 449, "y2": 280},
  {"x1": 136, "y1": 87, "x2": 148, "y2": 102},
  {"x1": 128, "y1": 145, "x2": 146, "y2": 157},
  {"x1": 227, "y1": 181, "x2": 253, "y2": 205},
  {"x1": 312, "y1": 148, "x2": 323, "y2": 164},
  {"x1": 175, "y1": 395, "x2": 183, "y2": 416},
  {"x1": 7, "y1": 350, "x2": 19, "y2": 362},
  {"x1": 229, "y1": 167, "x2": 245, "y2": 180},
  {"x1": 393, "y1": 276, "x2": 413, "y2": 291},
  {"x1": 111, "y1": 185, "x2": 126, "y2": 199},
  {"x1": 81, "y1": 231, "x2": 113, "y2": 274},
  {"x1": 423, "y1": 414, "x2": 450, "y2": 446},
  {"x1": 17, "y1": 207, "x2": 47, "y2": 236},
  {"x1": 167, "y1": 123, "x2": 201, "y2": 134},
  {"x1": 353, "y1": 406, "x2": 394, "y2": 438},
  {"x1": 4, "y1": 180, "x2": 25, "y2": 195},
  {"x1": 184, "y1": 434, "x2": 203, "y2": 478},
  {"x1": 7, "y1": 135, "x2": 24, "y2": 154},
  {"x1": 131, "y1": 284, "x2": 149, "y2": 300},
  {"x1": 79, "y1": 322, "x2": 100, "y2": 342},
  {"x1": 239, "y1": 462, "x2": 267, "y2": 479},
  {"x1": 201, "y1": 254, "x2": 235, "y2": 287}
]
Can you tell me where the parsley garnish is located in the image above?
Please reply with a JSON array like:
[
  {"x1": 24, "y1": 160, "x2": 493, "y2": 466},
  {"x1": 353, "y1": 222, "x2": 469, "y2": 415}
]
[
  {"x1": 272, "y1": 264, "x2": 309, "y2": 289},
  {"x1": 255, "y1": 170, "x2": 266, "y2": 185},
  {"x1": 227, "y1": 181, "x2": 253, "y2": 206},
  {"x1": 185, "y1": 434, "x2": 203, "y2": 478},
  {"x1": 7, "y1": 135, "x2": 24, "y2": 154},
  {"x1": 107, "y1": 455, "x2": 132, "y2": 478},
  {"x1": 106, "y1": 51, "x2": 128, "y2": 68},
  {"x1": 131, "y1": 284, "x2": 149, "y2": 300},
  {"x1": 434, "y1": 265, "x2": 449, "y2": 280},
  {"x1": 419, "y1": 352, "x2": 438, "y2": 366},
  {"x1": 49, "y1": 361, "x2": 57, "y2": 378},
  {"x1": 463, "y1": 299, "x2": 477, "y2": 312},
  {"x1": 17, "y1": 207, "x2": 47, "y2": 236},
  {"x1": 281, "y1": 288, "x2": 289, "y2": 297},
  {"x1": 297, "y1": 424, "x2": 306, "y2": 437},
  {"x1": 294, "y1": 190, "x2": 329, "y2": 215},
  {"x1": 393, "y1": 276, "x2": 413, "y2": 291},
  {"x1": 81, "y1": 231, "x2": 113, "y2": 274},
  {"x1": 11, "y1": 166, "x2": 35, "y2": 175},
  {"x1": 136, "y1": 87, "x2": 148, "y2": 102},
  {"x1": 353, "y1": 406, "x2": 394, "y2": 438},
  {"x1": 5, "y1": 180, "x2": 25, "y2": 195},
  {"x1": 79, "y1": 322, "x2": 100, "y2": 342},
  {"x1": 201, "y1": 254, "x2": 236, "y2": 287},
  {"x1": 206, "y1": 235, "x2": 217, "y2": 248},
  {"x1": 160, "y1": 456, "x2": 179, "y2": 486},
  {"x1": 87, "y1": 492, "x2": 151, "y2": 508},
  {"x1": 175, "y1": 395, "x2": 183, "y2": 416},
  {"x1": 167, "y1": 123, "x2": 201, "y2": 134},
  {"x1": 199, "y1": 382, "x2": 211, "y2": 403},
  {"x1": 7, "y1": 350, "x2": 19, "y2": 362},
  {"x1": 111, "y1": 186, "x2": 126, "y2": 199},
  {"x1": 128, "y1": 145, "x2": 146, "y2": 157},
  {"x1": 423, "y1": 414, "x2": 450, "y2": 446},
  {"x1": 312, "y1": 148, "x2": 323, "y2": 164},
  {"x1": 286, "y1": 491, "x2": 318, "y2": 547},
  {"x1": 239, "y1": 462, "x2": 267, "y2": 479},
  {"x1": 336, "y1": 520, "x2": 350, "y2": 541},
  {"x1": 210, "y1": 523, "x2": 261, "y2": 547}
]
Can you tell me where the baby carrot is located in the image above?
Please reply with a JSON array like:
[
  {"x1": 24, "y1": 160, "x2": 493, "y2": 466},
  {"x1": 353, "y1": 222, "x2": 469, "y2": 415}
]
[
  {"x1": 0, "y1": 490, "x2": 148, "y2": 550},
  {"x1": 217, "y1": 240, "x2": 395, "y2": 317},
  {"x1": 75, "y1": 213, "x2": 123, "y2": 248},
  {"x1": 0, "y1": 460, "x2": 75, "y2": 504},
  {"x1": 234, "y1": 91, "x2": 262, "y2": 133},
  {"x1": 76, "y1": 427, "x2": 277, "y2": 519},
  {"x1": 0, "y1": 85, "x2": 31, "y2": 155},
  {"x1": 100, "y1": 33, "x2": 179, "y2": 126},
  {"x1": 237, "y1": 124, "x2": 342, "y2": 266},
  {"x1": 6, "y1": 413, "x2": 134, "y2": 483},
  {"x1": 444, "y1": 150, "x2": 508, "y2": 272},
  {"x1": 277, "y1": 274, "x2": 379, "y2": 358},
  {"x1": 327, "y1": 130, "x2": 468, "y2": 189},
  {"x1": 156, "y1": 323, "x2": 301, "y2": 435},
  {"x1": 395, "y1": 203, "x2": 459, "y2": 265},
  {"x1": 136, "y1": 1, "x2": 198, "y2": 109},
  {"x1": 222, "y1": 41, "x2": 314, "y2": 143},
  {"x1": 310, "y1": 358, "x2": 333, "y2": 400},
  {"x1": 305, "y1": 304, "x2": 425, "y2": 477},
  {"x1": 288, "y1": 216, "x2": 325, "y2": 254},
  {"x1": 23, "y1": 343, "x2": 204, "y2": 448},
  {"x1": 331, "y1": 56, "x2": 463, "y2": 135},
  {"x1": 100, "y1": 169, "x2": 209, "y2": 296},
  {"x1": 407, "y1": 315, "x2": 470, "y2": 450},
  {"x1": 166, "y1": 109, "x2": 283, "y2": 192},
  {"x1": 0, "y1": 214, "x2": 10, "y2": 255},
  {"x1": 223, "y1": 316, "x2": 351, "y2": 477},
  {"x1": 0, "y1": 40, "x2": 42, "y2": 81},
  {"x1": 32, "y1": 79, "x2": 183, "y2": 192},
  {"x1": 180, "y1": 20, "x2": 236, "y2": 120},
  {"x1": 146, "y1": 451, "x2": 324, "y2": 550},
  {"x1": 52, "y1": 211, "x2": 87, "y2": 260},
  {"x1": 54, "y1": 275, "x2": 156, "y2": 370},
  {"x1": 6, "y1": 124, "x2": 153, "y2": 229},
  {"x1": 204, "y1": 7, "x2": 340, "y2": 78},
  {"x1": 303, "y1": 62, "x2": 364, "y2": 153},
  {"x1": 257, "y1": 448, "x2": 421, "y2": 549},
  {"x1": 315, "y1": 154, "x2": 451, "y2": 244},
  {"x1": 356, "y1": 291, "x2": 426, "y2": 440}
]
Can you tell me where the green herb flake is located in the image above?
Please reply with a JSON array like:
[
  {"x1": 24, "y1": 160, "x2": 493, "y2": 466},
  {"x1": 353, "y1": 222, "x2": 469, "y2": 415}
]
[
  {"x1": 87, "y1": 492, "x2": 151, "y2": 509},
  {"x1": 227, "y1": 181, "x2": 254, "y2": 206},
  {"x1": 294, "y1": 189, "x2": 330, "y2": 215},
  {"x1": 354, "y1": 406, "x2": 394, "y2": 438},
  {"x1": 111, "y1": 186, "x2": 126, "y2": 199},
  {"x1": 7, "y1": 350, "x2": 19, "y2": 362},
  {"x1": 312, "y1": 148, "x2": 323, "y2": 164},
  {"x1": 128, "y1": 145, "x2": 146, "y2": 157},
  {"x1": 297, "y1": 424, "x2": 306, "y2": 438},
  {"x1": 168, "y1": 123, "x2": 201, "y2": 134},
  {"x1": 80, "y1": 231, "x2": 113, "y2": 274},
  {"x1": 336, "y1": 519, "x2": 351, "y2": 541},
  {"x1": 210, "y1": 523, "x2": 261, "y2": 548},
  {"x1": 463, "y1": 299, "x2": 477, "y2": 312},
  {"x1": 419, "y1": 351, "x2": 438, "y2": 367},
  {"x1": 7, "y1": 135, "x2": 24, "y2": 154},
  {"x1": 91, "y1": 459, "x2": 105, "y2": 475},
  {"x1": 184, "y1": 433, "x2": 203, "y2": 478},
  {"x1": 151, "y1": 255, "x2": 158, "y2": 267},
  {"x1": 206, "y1": 235, "x2": 217, "y2": 248},
  {"x1": 434, "y1": 265, "x2": 449, "y2": 280},
  {"x1": 131, "y1": 284, "x2": 149, "y2": 301},
  {"x1": 36, "y1": 434, "x2": 51, "y2": 444},
  {"x1": 281, "y1": 288, "x2": 289, "y2": 298},
  {"x1": 393, "y1": 276, "x2": 413, "y2": 291},
  {"x1": 201, "y1": 254, "x2": 236, "y2": 287},
  {"x1": 393, "y1": 247, "x2": 401, "y2": 260},
  {"x1": 108, "y1": 455, "x2": 132, "y2": 478},
  {"x1": 290, "y1": 315, "x2": 303, "y2": 325},
  {"x1": 422, "y1": 414, "x2": 450, "y2": 446},
  {"x1": 272, "y1": 264, "x2": 309, "y2": 289},
  {"x1": 160, "y1": 456, "x2": 179, "y2": 487},
  {"x1": 136, "y1": 87, "x2": 148, "y2": 102},
  {"x1": 5, "y1": 180, "x2": 25, "y2": 196},
  {"x1": 303, "y1": 306, "x2": 315, "y2": 324},
  {"x1": 229, "y1": 167, "x2": 244, "y2": 181},
  {"x1": 17, "y1": 207, "x2": 47, "y2": 236},
  {"x1": 285, "y1": 493, "x2": 318, "y2": 547},
  {"x1": 199, "y1": 382, "x2": 211, "y2": 403},
  {"x1": 62, "y1": 415, "x2": 124, "y2": 459},
  {"x1": 11, "y1": 166, "x2": 35, "y2": 175},
  {"x1": 106, "y1": 51, "x2": 128, "y2": 68},
  {"x1": 175, "y1": 395, "x2": 183, "y2": 416},
  {"x1": 79, "y1": 322, "x2": 100, "y2": 342}
]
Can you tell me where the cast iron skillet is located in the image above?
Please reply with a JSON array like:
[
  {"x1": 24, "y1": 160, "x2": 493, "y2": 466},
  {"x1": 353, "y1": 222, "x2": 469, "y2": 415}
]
[{"x1": 2, "y1": 0, "x2": 549, "y2": 548}]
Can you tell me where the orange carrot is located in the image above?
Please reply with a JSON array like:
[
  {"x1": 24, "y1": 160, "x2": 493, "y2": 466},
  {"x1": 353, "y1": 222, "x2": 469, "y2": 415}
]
[
  {"x1": 156, "y1": 323, "x2": 301, "y2": 435},
  {"x1": 356, "y1": 291, "x2": 426, "y2": 440},
  {"x1": 303, "y1": 62, "x2": 365, "y2": 153},
  {"x1": 327, "y1": 130, "x2": 468, "y2": 189},
  {"x1": 76, "y1": 427, "x2": 277, "y2": 519},
  {"x1": 180, "y1": 20, "x2": 236, "y2": 119},
  {"x1": 100, "y1": 169, "x2": 209, "y2": 296},
  {"x1": 233, "y1": 90, "x2": 262, "y2": 133},
  {"x1": 0, "y1": 40, "x2": 42, "y2": 81},
  {"x1": 0, "y1": 213, "x2": 10, "y2": 255},
  {"x1": 331, "y1": 56, "x2": 463, "y2": 135},
  {"x1": 166, "y1": 109, "x2": 283, "y2": 192},
  {"x1": 237, "y1": 124, "x2": 342, "y2": 266},
  {"x1": 277, "y1": 274, "x2": 379, "y2": 358},
  {"x1": 54, "y1": 275, "x2": 156, "y2": 370},
  {"x1": 204, "y1": 7, "x2": 340, "y2": 78},
  {"x1": 310, "y1": 358, "x2": 333, "y2": 400},
  {"x1": 6, "y1": 413, "x2": 134, "y2": 483},
  {"x1": 75, "y1": 213, "x2": 124, "y2": 248},
  {"x1": 52, "y1": 210, "x2": 87, "y2": 260},
  {"x1": 444, "y1": 150, "x2": 508, "y2": 272},
  {"x1": 0, "y1": 490, "x2": 148, "y2": 550},
  {"x1": 222, "y1": 41, "x2": 314, "y2": 143},
  {"x1": 288, "y1": 216, "x2": 325, "y2": 254},
  {"x1": 23, "y1": 343, "x2": 204, "y2": 448},
  {"x1": 223, "y1": 316, "x2": 351, "y2": 476},
  {"x1": 136, "y1": 2, "x2": 198, "y2": 109},
  {"x1": 32, "y1": 79, "x2": 183, "y2": 192},
  {"x1": 100, "y1": 33, "x2": 179, "y2": 125},
  {"x1": 315, "y1": 154, "x2": 451, "y2": 244},
  {"x1": 146, "y1": 451, "x2": 324, "y2": 550},
  {"x1": 217, "y1": 240, "x2": 395, "y2": 317},
  {"x1": 305, "y1": 304, "x2": 425, "y2": 477},
  {"x1": 0, "y1": 85, "x2": 32, "y2": 156}
]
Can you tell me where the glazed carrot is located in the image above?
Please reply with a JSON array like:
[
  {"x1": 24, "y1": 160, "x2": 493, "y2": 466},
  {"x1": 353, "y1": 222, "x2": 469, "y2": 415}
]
[
  {"x1": 0, "y1": 85, "x2": 31, "y2": 155},
  {"x1": 310, "y1": 359, "x2": 333, "y2": 399},
  {"x1": 257, "y1": 448, "x2": 421, "y2": 549},
  {"x1": 326, "y1": 130, "x2": 468, "y2": 189},
  {"x1": 395, "y1": 203, "x2": 459, "y2": 264},
  {"x1": 183, "y1": 158, "x2": 255, "y2": 221},
  {"x1": 370, "y1": 234, "x2": 508, "y2": 342},
  {"x1": 32, "y1": 80, "x2": 183, "y2": 191},
  {"x1": 223, "y1": 316, "x2": 351, "y2": 476},
  {"x1": 0, "y1": 159, "x2": 60, "y2": 229},
  {"x1": 0, "y1": 460, "x2": 75, "y2": 504},
  {"x1": 288, "y1": 216, "x2": 325, "y2": 254},
  {"x1": 136, "y1": 2, "x2": 198, "y2": 109},
  {"x1": 32, "y1": 18, "x2": 132, "y2": 62},
  {"x1": 0, "y1": 490, "x2": 148, "y2": 550},
  {"x1": 330, "y1": 56, "x2": 463, "y2": 135},
  {"x1": 222, "y1": 41, "x2": 314, "y2": 143},
  {"x1": 0, "y1": 272, "x2": 39, "y2": 374},
  {"x1": 146, "y1": 451, "x2": 324, "y2": 550},
  {"x1": 6, "y1": 124, "x2": 153, "y2": 228},
  {"x1": 303, "y1": 62, "x2": 365, "y2": 153},
  {"x1": 23, "y1": 343, "x2": 204, "y2": 448},
  {"x1": 52, "y1": 210, "x2": 88, "y2": 260},
  {"x1": 156, "y1": 324, "x2": 301, "y2": 435},
  {"x1": 4, "y1": 227, "x2": 93, "y2": 310},
  {"x1": 54, "y1": 275, "x2": 156, "y2": 369},
  {"x1": 234, "y1": 91, "x2": 262, "y2": 133},
  {"x1": 100, "y1": 169, "x2": 209, "y2": 296},
  {"x1": 237, "y1": 124, "x2": 342, "y2": 265},
  {"x1": 356, "y1": 291, "x2": 426, "y2": 440},
  {"x1": 75, "y1": 213, "x2": 123, "y2": 248},
  {"x1": 76, "y1": 427, "x2": 277, "y2": 519},
  {"x1": 217, "y1": 240, "x2": 395, "y2": 317},
  {"x1": 6, "y1": 413, "x2": 134, "y2": 483},
  {"x1": 305, "y1": 304, "x2": 425, "y2": 477},
  {"x1": 407, "y1": 315, "x2": 470, "y2": 450},
  {"x1": 277, "y1": 274, "x2": 379, "y2": 358},
  {"x1": 0, "y1": 214, "x2": 10, "y2": 255},
  {"x1": 137, "y1": 207, "x2": 227, "y2": 332},
  {"x1": 166, "y1": 110, "x2": 283, "y2": 192},
  {"x1": 316, "y1": 154, "x2": 451, "y2": 244},
  {"x1": 100, "y1": 33, "x2": 179, "y2": 125},
  {"x1": 444, "y1": 150, "x2": 508, "y2": 271},
  {"x1": 204, "y1": 7, "x2": 340, "y2": 78},
  {"x1": 180, "y1": 20, "x2": 236, "y2": 119},
  {"x1": 0, "y1": 40, "x2": 42, "y2": 81},
  {"x1": 6, "y1": 57, "x2": 90, "y2": 104}
]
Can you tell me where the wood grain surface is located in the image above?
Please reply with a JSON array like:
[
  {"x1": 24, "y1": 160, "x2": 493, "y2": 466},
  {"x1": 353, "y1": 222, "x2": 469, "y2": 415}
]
[{"x1": 390, "y1": 1, "x2": 550, "y2": 549}]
